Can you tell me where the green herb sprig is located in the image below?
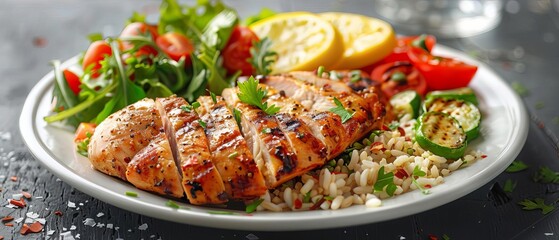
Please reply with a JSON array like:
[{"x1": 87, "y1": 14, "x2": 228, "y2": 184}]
[
  {"x1": 329, "y1": 97, "x2": 354, "y2": 124},
  {"x1": 237, "y1": 76, "x2": 280, "y2": 115},
  {"x1": 249, "y1": 37, "x2": 277, "y2": 75},
  {"x1": 374, "y1": 166, "x2": 397, "y2": 196},
  {"x1": 518, "y1": 198, "x2": 555, "y2": 214}
]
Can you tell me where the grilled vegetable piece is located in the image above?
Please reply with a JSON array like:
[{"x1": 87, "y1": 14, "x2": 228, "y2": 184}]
[
  {"x1": 390, "y1": 90, "x2": 421, "y2": 119},
  {"x1": 425, "y1": 98, "x2": 481, "y2": 141},
  {"x1": 426, "y1": 87, "x2": 479, "y2": 105},
  {"x1": 197, "y1": 96, "x2": 267, "y2": 199},
  {"x1": 415, "y1": 112, "x2": 467, "y2": 159},
  {"x1": 88, "y1": 98, "x2": 165, "y2": 180},
  {"x1": 222, "y1": 87, "x2": 300, "y2": 188},
  {"x1": 262, "y1": 72, "x2": 383, "y2": 157},
  {"x1": 125, "y1": 135, "x2": 184, "y2": 198},
  {"x1": 156, "y1": 96, "x2": 227, "y2": 205}
]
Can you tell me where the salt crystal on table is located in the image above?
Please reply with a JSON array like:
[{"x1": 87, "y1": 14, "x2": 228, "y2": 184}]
[
  {"x1": 70, "y1": 225, "x2": 76, "y2": 230},
  {"x1": 25, "y1": 218, "x2": 34, "y2": 223},
  {"x1": 12, "y1": 194, "x2": 23, "y2": 199},
  {"x1": 150, "y1": 235, "x2": 155, "y2": 238},
  {"x1": 545, "y1": 233, "x2": 554, "y2": 236},
  {"x1": 79, "y1": 203, "x2": 84, "y2": 206},
  {"x1": 47, "y1": 230, "x2": 55, "y2": 235},
  {"x1": 96, "y1": 223, "x2": 105, "y2": 228},
  {"x1": 106, "y1": 223, "x2": 113, "y2": 229},
  {"x1": 67, "y1": 201, "x2": 76, "y2": 208},
  {"x1": 36, "y1": 218, "x2": 46, "y2": 224},
  {"x1": 83, "y1": 218, "x2": 96, "y2": 227},
  {"x1": 14, "y1": 217, "x2": 24, "y2": 223},
  {"x1": 76, "y1": 234, "x2": 81, "y2": 239},
  {"x1": 96, "y1": 212, "x2": 104, "y2": 217},
  {"x1": 26, "y1": 212, "x2": 40, "y2": 219},
  {"x1": 138, "y1": 223, "x2": 148, "y2": 230},
  {"x1": 0, "y1": 132, "x2": 11, "y2": 141},
  {"x1": 63, "y1": 227, "x2": 67, "y2": 231},
  {"x1": 60, "y1": 231, "x2": 75, "y2": 240},
  {"x1": 116, "y1": 238, "x2": 124, "y2": 240}
]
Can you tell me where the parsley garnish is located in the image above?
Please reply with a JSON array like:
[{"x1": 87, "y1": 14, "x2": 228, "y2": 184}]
[
  {"x1": 518, "y1": 198, "x2": 554, "y2": 214},
  {"x1": 374, "y1": 166, "x2": 397, "y2": 196},
  {"x1": 512, "y1": 82, "x2": 529, "y2": 97},
  {"x1": 411, "y1": 165, "x2": 430, "y2": 194},
  {"x1": 76, "y1": 132, "x2": 92, "y2": 157},
  {"x1": 503, "y1": 179, "x2": 517, "y2": 193},
  {"x1": 192, "y1": 101, "x2": 201, "y2": 109},
  {"x1": 166, "y1": 200, "x2": 180, "y2": 209},
  {"x1": 350, "y1": 70, "x2": 361, "y2": 83},
  {"x1": 506, "y1": 160, "x2": 529, "y2": 173},
  {"x1": 125, "y1": 191, "x2": 138, "y2": 197},
  {"x1": 228, "y1": 151, "x2": 238, "y2": 159},
  {"x1": 329, "y1": 97, "x2": 355, "y2": 124},
  {"x1": 237, "y1": 76, "x2": 280, "y2": 115},
  {"x1": 209, "y1": 91, "x2": 217, "y2": 103},
  {"x1": 198, "y1": 119, "x2": 207, "y2": 129},
  {"x1": 249, "y1": 37, "x2": 277, "y2": 75},
  {"x1": 533, "y1": 166, "x2": 559, "y2": 183},
  {"x1": 261, "y1": 127, "x2": 272, "y2": 134},
  {"x1": 181, "y1": 105, "x2": 193, "y2": 112},
  {"x1": 303, "y1": 192, "x2": 311, "y2": 203},
  {"x1": 245, "y1": 199, "x2": 264, "y2": 213}
]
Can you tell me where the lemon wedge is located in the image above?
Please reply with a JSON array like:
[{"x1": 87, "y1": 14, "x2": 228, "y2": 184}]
[
  {"x1": 320, "y1": 12, "x2": 396, "y2": 70},
  {"x1": 249, "y1": 12, "x2": 343, "y2": 73}
]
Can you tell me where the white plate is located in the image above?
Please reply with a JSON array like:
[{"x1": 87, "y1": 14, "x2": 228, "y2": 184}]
[{"x1": 19, "y1": 45, "x2": 528, "y2": 231}]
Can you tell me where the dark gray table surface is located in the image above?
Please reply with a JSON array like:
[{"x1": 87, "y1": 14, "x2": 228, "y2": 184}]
[{"x1": 1, "y1": 0, "x2": 558, "y2": 239}]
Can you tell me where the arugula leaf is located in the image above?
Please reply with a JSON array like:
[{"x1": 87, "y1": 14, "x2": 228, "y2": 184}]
[
  {"x1": 237, "y1": 76, "x2": 280, "y2": 115},
  {"x1": 245, "y1": 198, "x2": 264, "y2": 213},
  {"x1": 243, "y1": 7, "x2": 276, "y2": 26},
  {"x1": 374, "y1": 166, "x2": 397, "y2": 196},
  {"x1": 503, "y1": 179, "x2": 517, "y2": 193},
  {"x1": 518, "y1": 198, "x2": 555, "y2": 214},
  {"x1": 249, "y1": 37, "x2": 277, "y2": 75},
  {"x1": 201, "y1": 8, "x2": 239, "y2": 50},
  {"x1": 49, "y1": 60, "x2": 80, "y2": 127},
  {"x1": 329, "y1": 97, "x2": 355, "y2": 124},
  {"x1": 533, "y1": 166, "x2": 559, "y2": 183},
  {"x1": 506, "y1": 160, "x2": 529, "y2": 173}
]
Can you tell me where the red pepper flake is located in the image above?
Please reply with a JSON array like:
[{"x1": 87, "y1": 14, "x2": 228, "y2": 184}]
[
  {"x1": 54, "y1": 210, "x2": 63, "y2": 216},
  {"x1": 1, "y1": 216, "x2": 13, "y2": 222},
  {"x1": 33, "y1": 37, "x2": 47, "y2": 48},
  {"x1": 428, "y1": 234, "x2": 438, "y2": 240},
  {"x1": 395, "y1": 169, "x2": 409, "y2": 179},
  {"x1": 28, "y1": 222, "x2": 43, "y2": 233},
  {"x1": 405, "y1": 136, "x2": 411, "y2": 141},
  {"x1": 20, "y1": 224, "x2": 30, "y2": 235},
  {"x1": 10, "y1": 176, "x2": 17, "y2": 182},
  {"x1": 397, "y1": 127, "x2": 406, "y2": 137},
  {"x1": 294, "y1": 198, "x2": 302, "y2": 209},
  {"x1": 4, "y1": 223, "x2": 13, "y2": 227},
  {"x1": 9, "y1": 198, "x2": 26, "y2": 208},
  {"x1": 21, "y1": 191, "x2": 32, "y2": 199},
  {"x1": 481, "y1": 155, "x2": 487, "y2": 158},
  {"x1": 382, "y1": 125, "x2": 390, "y2": 131},
  {"x1": 370, "y1": 142, "x2": 385, "y2": 153},
  {"x1": 424, "y1": 184, "x2": 432, "y2": 189}
]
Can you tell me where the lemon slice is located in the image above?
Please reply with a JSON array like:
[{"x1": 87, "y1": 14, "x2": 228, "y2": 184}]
[
  {"x1": 320, "y1": 12, "x2": 396, "y2": 70},
  {"x1": 249, "y1": 12, "x2": 343, "y2": 73}
]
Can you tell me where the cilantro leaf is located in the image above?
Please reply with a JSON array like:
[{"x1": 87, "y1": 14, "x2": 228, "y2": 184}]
[
  {"x1": 506, "y1": 160, "x2": 529, "y2": 173},
  {"x1": 249, "y1": 37, "x2": 277, "y2": 76},
  {"x1": 374, "y1": 166, "x2": 397, "y2": 196},
  {"x1": 329, "y1": 97, "x2": 355, "y2": 124},
  {"x1": 533, "y1": 166, "x2": 559, "y2": 184},
  {"x1": 503, "y1": 179, "x2": 517, "y2": 193},
  {"x1": 518, "y1": 198, "x2": 555, "y2": 214},
  {"x1": 237, "y1": 76, "x2": 280, "y2": 115}
]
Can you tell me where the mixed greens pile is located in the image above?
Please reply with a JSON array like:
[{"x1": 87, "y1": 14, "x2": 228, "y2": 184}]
[{"x1": 45, "y1": 0, "x2": 276, "y2": 128}]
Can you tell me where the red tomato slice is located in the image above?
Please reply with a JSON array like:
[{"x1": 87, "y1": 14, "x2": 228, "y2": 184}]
[
  {"x1": 362, "y1": 35, "x2": 436, "y2": 73},
  {"x1": 222, "y1": 26, "x2": 260, "y2": 76},
  {"x1": 371, "y1": 61, "x2": 427, "y2": 98},
  {"x1": 407, "y1": 47, "x2": 477, "y2": 91},
  {"x1": 120, "y1": 22, "x2": 159, "y2": 57},
  {"x1": 74, "y1": 122, "x2": 96, "y2": 142},
  {"x1": 156, "y1": 32, "x2": 194, "y2": 65},
  {"x1": 82, "y1": 41, "x2": 112, "y2": 78},
  {"x1": 63, "y1": 69, "x2": 81, "y2": 95}
]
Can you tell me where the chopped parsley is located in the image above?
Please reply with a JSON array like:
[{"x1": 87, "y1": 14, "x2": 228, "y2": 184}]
[
  {"x1": 511, "y1": 82, "x2": 528, "y2": 97},
  {"x1": 503, "y1": 179, "x2": 517, "y2": 193},
  {"x1": 261, "y1": 127, "x2": 272, "y2": 134},
  {"x1": 374, "y1": 166, "x2": 397, "y2": 196},
  {"x1": 350, "y1": 70, "x2": 361, "y2": 83},
  {"x1": 191, "y1": 101, "x2": 201, "y2": 109},
  {"x1": 233, "y1": 108, "x2": 242, "y2": 130},
  {"x1": 166, "y1": 200, "x2": 180, "y2": 209},
  {"x1": 181, "y1": 105, "x2": 193, "y2": 113},
  {"x1": 209, "y1": 91, "x2": 217, "y2": 103},
  {"x1": 411, "y1": 165, "x2": 430, "y2": 194},
  {"x1": 237, "y1": 76, "x2": 280, "y2": 115},
  {"x1": 76, "y1": 132, "x2": 92, "y2": 157},
  {"x1": 303, "y1": 192, "x2": 311, "y2": 203},
  {"x1": 245, "y1": 199, "x2": 264, "y2": 213},
  {"x1": 329, "y1": 97, "x2": 355, "y2": 124},
  {"x1": 518, "y1": 198, "x2": 554, "y2": 214},
  {"x1": 228, "y1": 151, "x2": 238, "y2": 159},
  {"x1": 316, "y1": 66, "x2": 325, "y2": 77},
  {"x1": 125, "y1": 191, "x2": 138, "y2": 197},
  {"x1": 535, "y1": 101, "x2": 545, "y2": 109},
  {"x1": 533, "y1": 166, "x2": 559, "y2": 183},
  {"x1": 249, "y1": 37, "x2": 277, "y2": 76},
  {"x1": 505, "y1": 160, "x2": 528, "y2": 173},
  {"x1": 198, "y1": 119, "x2": 207, "y2": 129}
]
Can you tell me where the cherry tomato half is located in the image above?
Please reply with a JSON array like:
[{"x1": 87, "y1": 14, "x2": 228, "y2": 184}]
[
  {"x1": 120, "y1": 22, "x2": 159, "y2": 57},
  {"x1": 74, "y1": 122, "x2": 96, "y2": 142},
  {"x1": 156, "y1": 32, "x2": 194, "y2": 65},
  {"x1": 222, "y1": 26, "x2": 260, "y2": 76},
  {"x1": 371, "y1": 61, "x2": 427, "y2": 98},
  {"x1": 82, "y1": 41, "x2": 112, "y2": 78},
  {"x1": 63, "y1": 69, "x2": 81, "y2": 95},
  {"x1": 361, "y1": 35, "x2": 436, "y2": 73},
  {"x1": 407, "y1": 47, "x2": 477, "y2": 91}
]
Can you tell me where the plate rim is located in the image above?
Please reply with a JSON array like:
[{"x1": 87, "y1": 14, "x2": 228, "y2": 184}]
[{"x1": 19, "y1": 45, "x2": 529, "y2": 231}]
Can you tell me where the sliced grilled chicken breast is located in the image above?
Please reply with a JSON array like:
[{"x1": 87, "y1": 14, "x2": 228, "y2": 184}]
[
  {"x1": 222, "y1": 88, "x2": 299, "y2": 188},
  {"x1": 88, "y1": 98, "x2": 165, "y2": 180},
  {"x1": 198, "y1": 96, "x2": 267, "y2": 199},
  {"x1": 156, "y1": 96, "x2": 227, "y2": 205},
  {"x1": 125, "y1": 134, "x2": 184, "y2": 198}
]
